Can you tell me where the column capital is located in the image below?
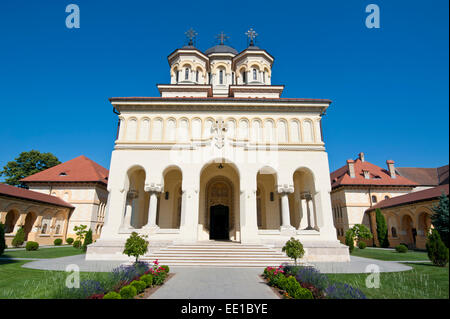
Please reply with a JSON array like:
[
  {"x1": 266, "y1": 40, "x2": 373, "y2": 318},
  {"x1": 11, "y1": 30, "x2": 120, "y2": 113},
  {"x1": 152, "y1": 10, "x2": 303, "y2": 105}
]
[
  {"x1": 144, "y1": 183, "x2": 163, "y2": 193},
  {"x1": 277, "y1": 184, "x2": 294, "y2": 194}
]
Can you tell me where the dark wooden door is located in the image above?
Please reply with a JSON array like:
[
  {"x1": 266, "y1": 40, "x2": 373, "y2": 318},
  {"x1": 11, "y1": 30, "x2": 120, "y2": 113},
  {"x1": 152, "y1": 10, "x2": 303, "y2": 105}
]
[{"x1": 210, "y1": 204, "x2": 229, "y2": 240}]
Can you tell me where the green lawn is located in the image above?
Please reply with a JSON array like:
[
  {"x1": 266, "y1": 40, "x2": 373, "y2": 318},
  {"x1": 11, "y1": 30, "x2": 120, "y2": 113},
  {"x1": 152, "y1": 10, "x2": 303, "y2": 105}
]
[
  {"x1": 1, "y1": 246, "x2": 84, "y2": 259},
  {"x1": 351, "y1": 247, "x2": 429, "y2": 261},
  {"x1": 327, "y1": 263, "x2": 449, "y2": 299}
]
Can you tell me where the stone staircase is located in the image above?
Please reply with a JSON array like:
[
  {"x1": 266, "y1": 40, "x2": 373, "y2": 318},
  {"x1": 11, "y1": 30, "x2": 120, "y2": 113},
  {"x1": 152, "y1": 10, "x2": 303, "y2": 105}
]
[{"x1": 141, "y1": 241, "x2": 291, "y2": 267}]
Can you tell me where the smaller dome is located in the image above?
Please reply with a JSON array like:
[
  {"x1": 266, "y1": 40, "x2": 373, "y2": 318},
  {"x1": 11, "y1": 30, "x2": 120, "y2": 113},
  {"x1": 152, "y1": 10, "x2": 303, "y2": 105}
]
[{"x1": 205, "y1": 44, "x2": 238, "y2": 55}]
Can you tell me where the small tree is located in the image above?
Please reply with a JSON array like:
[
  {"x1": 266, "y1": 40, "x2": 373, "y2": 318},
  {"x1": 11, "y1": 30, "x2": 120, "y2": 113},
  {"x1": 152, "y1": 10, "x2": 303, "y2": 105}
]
[
  {"x1": 426, "y1": 229, "x2": 449, "y2": 267},
  {"x1": 0, "y1": 223, "x2": 5, "y2": 256},
  {"x1": 431, "y1": 193, "x2": 449, "y2": 247},
  {"x1": 12, "y1": 227, "x2": 25, "y2": 248},
  {"x1": 73, "y1": 225, "x2": 88, "y2": 244},
  {"x1": 82, "y1": 229, "x2": 93, "y2": 252},
  {"x1": 345, "y1": 229, "x2": 355, "y2": 253},
  {"x1": 351, "y1": 224, "x2": 373, "y2": 245},
  {"x1": 282, "y1": 237, "x2": 305, "y2": 265},
  {"x1": 375, "y1": 209, "x2": 390, "y2": 248},
  {"x1": 123, "y1": 232, "x2": 149, "y2": 263}
]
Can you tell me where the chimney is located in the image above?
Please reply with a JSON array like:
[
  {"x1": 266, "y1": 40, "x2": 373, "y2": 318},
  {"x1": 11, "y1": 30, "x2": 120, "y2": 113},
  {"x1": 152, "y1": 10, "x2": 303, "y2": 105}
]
[
  {"x1": 347, "y1": 159, "x2": 355, "y2": 178},
  {"x1": 363, "y1": 169, "x2": 370, "y2": 179},
  {"x1": 386, "y1": 160, "x2": 396, "y2": 179},
  {"x1": 359, "y1": 152, "x2": 365, "y2": 162}
]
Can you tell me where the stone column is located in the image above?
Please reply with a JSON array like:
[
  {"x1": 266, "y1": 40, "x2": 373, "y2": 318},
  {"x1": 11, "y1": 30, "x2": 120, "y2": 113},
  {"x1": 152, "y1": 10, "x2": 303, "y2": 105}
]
[
  {"x1": 143, "y1": 183, "x2": 162, "y2": 232},
  {"x1": 299, "y1": 198, "x2": 308, "y2": 229},
  {"x1": 278, "y1": 185, "x2": 295, "y2": 232},
  {"x1": 239, "y1": 168, "x2": 259, "y2": 244},
  {"x1": 122, "y1": 190, "x2": 138, "y2": 229}
]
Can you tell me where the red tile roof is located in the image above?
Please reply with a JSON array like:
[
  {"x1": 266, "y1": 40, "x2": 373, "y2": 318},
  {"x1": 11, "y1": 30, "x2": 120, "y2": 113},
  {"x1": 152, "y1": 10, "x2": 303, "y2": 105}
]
[
  {"x1": 21, "y1": 155, "x2": 108, "y2": 185},
  {"x1": 396, "y1": 165, "x2": 449, "y2": 186},
  {"x1": 0, "y1": 183, "x2": 73, "y2": 209},
  {"x1": 367, "y1": 184, "x2": 449, "y2": 212},
  {"x1": 330, "y1": 157, "x2": 417, "y2": 188}
]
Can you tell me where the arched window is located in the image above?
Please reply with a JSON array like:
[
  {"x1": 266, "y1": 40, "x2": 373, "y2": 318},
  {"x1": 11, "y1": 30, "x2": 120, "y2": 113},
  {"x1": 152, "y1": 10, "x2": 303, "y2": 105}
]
[
  {"x1": 232, "y1": 72, "x2": 235, "y2": 85},
  {"x1": 384, "y1": 195, "x2": 390, "y2": 200},
  {"x1": 175, "y1": 70, "x2": 179, "y2": 82},
  {"x1": 219, "y1": 70, "x2": 224, "y2": 84},
  {"x1": 196, "y1": 70, "x2": 199, "y2": 82},
  {"x1": 55, "y1": 224, "x2": 61, "y2": 235},
  {"x1": 242, "y1": 71, "x2": 247, "y2": 84},
  {"x1": 41, "y1": 223, "x2": 48, "y2": 234},
  {"x1": 263, "y1": 71, "x2": 266, "y2": 83},
  {"x1": 253, "y1": 69, "x2": 257, "y2": 80},
  {"x1": 185, "y1": 68, "x2": 189, "y2": 80},
  {"x1": 391, "y1": 227, "x2": 397, "y2": 237},
  {"x1": 371, "y1": 195, "x2": 378, "y2": 203}
]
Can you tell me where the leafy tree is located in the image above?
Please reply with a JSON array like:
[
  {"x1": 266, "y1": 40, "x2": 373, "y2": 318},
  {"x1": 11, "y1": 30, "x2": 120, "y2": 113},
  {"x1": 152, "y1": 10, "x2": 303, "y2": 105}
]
[
  {"x1": 426, "y1": 229, "x2": 449, "y2": 267},
  {"x1": 345, "y1": 229, "x2": 355, "y2": 253},
  {"x1": 73, "y1": 224, "x2": 88, "y2": 244},
  {"x1": 0, "y1": 223, "x2": 5, "y2": 256},
  {"x1": 345, "y1": 224, "x2": 373, "y2": 253},
  {"x1": 375, "y1": 209, "x2": 390, "y2": 248},
  {"x1": 0, "y1": 150, "x2": 61, "y2": 187},
  {"x1": 431, "y1": 193, "x2": 449, "y2": 247},
  {"x1": 12, "y1": 227, "x2": 25, "y2": 247},
  {"x1": 282, "y1": 237, "x2": 305, "y2": 265},
  {"x1": 82, "y1": 229, "x2": 93, "y2": 252},
  {"x1": 123, "y1": 232, "x2": 149, "y2": 263}
]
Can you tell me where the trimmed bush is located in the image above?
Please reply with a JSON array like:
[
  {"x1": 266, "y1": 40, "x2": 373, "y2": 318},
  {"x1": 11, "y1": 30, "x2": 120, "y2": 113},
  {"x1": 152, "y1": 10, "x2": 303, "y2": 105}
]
[
  {"x1": 26, "y1": 241, "x2": 39, "y2": 251},
  {"x1": 119, "y1": 285, "x2": 137, "y2": 299},
  {"x1": 54, "y1": 238, "x2": 63, "y2": 246},
  {"x1": 73, "y1": 240, "x2": 81, "y2": 248},
  {"x1": 0, "y1": 223, "x2": 5, "y2": 257},
  {"x1": 153, "y1": 272, "x2": 166, "y2": 285},
  {"x1": 160, "y1": 265, "x2": 170, "y2": 274},
  {"x1": 282, "y1": 237, "x2": 305, "y2": 265},
  {"x1": 140, "y1": 274, "x2": 153, "y2": 287},
  {"x1": 130, "y1": 280, "x2": 146, "y2": 293},
  {"x1": 426, "y1": 229, "x2": 449, "y2": 267},
  {"x1": 358, "y1": 241, "x2": 367, "y2": 249},
  {"x1": 103, "y1": 292, "x2": 122, "y2": 299},
  {"x1": 82, "y1": 229, "x2": 93, "y2": 252},
  {"x1": 66, "y1": 237, "x2": 74, "y2": 245},
  {"x1": 395, "y1": 244, "x2": 408, "y2": 253},
  {"x1": 12, "y1": 227, "x2": 25, "y2": 248}
]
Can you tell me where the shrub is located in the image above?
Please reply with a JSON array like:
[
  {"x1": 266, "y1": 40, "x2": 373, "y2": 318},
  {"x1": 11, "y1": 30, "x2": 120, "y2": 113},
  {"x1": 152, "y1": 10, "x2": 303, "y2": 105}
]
[
  {"x1": 73, "y1": 240, "x2": 81, "y2": 248},
  {"x1": 103, "y1": 292, "x2": 121, "y2": 299},
  {"x1": 25, "y1": 241, "x2": 39, "y2": 251},
  {"x1": 375, "y1": 208, "x2": 390, "y2": 248},
  {"x1": 153, "y1": 271, "x2": 167, "y2": 285},
  {"x1": 12, "y1": 227, "x2": 25, "y2": 247},
  {"x1": 119, "y1": 285, "x2": 137, "y2": 299},
  {"x1": 140, "y1": 274, "x2": 153, "y2": 287},
  {"x1": 282, "y1": 237, "x2": 305, "y2": 265},
  {"x1": 283, "y1": 265, "x2": 303, "y2": 277},
  {"x1": 0, "y1": 223, "x2": 5, "y2": 257},
  {"x1": 324, "y1": 282, "x2": 366, "y2": 299},
  {"x1": 395, "y1": 244, "x2": 408, "y2": 253},
  {"x1": 66, "y1": 237, "x2": 74, "y2": 245},
  {"x1": 345, "y1": 229, "x2": 354, "y2": 253},
  {"x1": 82, "y1": 229, "x2": 93, "y2": 252},
  {"x1": 123, "y1": 232, "x2": 149, "y2": 263},
  {"x1": 160, "y1": 265, "x2": 170, "y2": 274},
  {"x1": 295, "y1": 266, "x2": 329, "y2": 291},
  {"x1": 130, "y1": 280, "x2": 146, "y2": 293},
  {"x1": 431, "y1": 192, "x2": 449, "y2": 247},
  {"x1": 285, "y1": 277, "x2": 314, "y2": 299},
  {"x1": 53, "y1": 238, "x2": 63, "y2": 246},
  {"x1": 426, "y1": 229, "x2": 449, "y2": 267},
  {"x1": 74, "y1": 224, "x2": 88, "y2": 243},
  {"x1": 358, "y1": 241, "x2": 367, "y2": 249}
]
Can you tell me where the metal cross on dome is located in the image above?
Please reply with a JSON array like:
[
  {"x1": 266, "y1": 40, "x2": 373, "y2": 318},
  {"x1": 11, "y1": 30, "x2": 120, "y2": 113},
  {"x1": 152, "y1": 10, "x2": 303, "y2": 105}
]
[
  {"x1": 185, "y1": 28, "x2": 198, "y2": 46},
  {"x1": 245, "y1": 28, "x2": 258, "y2": 46},
  {"x1": 216, "y1": 31, "x2": 229, "y2": 45}
]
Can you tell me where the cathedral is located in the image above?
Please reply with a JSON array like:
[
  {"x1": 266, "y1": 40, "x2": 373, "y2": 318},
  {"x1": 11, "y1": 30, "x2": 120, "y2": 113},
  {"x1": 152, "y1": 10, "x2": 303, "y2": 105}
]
[{"x1": 86, "y1": 29, "x2": 349, "y2": 263}]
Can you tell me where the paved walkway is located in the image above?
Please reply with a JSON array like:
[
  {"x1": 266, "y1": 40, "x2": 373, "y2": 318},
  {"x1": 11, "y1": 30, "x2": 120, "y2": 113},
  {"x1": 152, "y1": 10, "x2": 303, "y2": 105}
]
[
  {"x1": 149, "y1": 267, "x2": 279, "y2": 299},
  {"x1": 310, "y1": 256, "x2": 413, "y2": 273},
  {"x1": 21, "y1": 255, "x2": 124, "y2": 272}
]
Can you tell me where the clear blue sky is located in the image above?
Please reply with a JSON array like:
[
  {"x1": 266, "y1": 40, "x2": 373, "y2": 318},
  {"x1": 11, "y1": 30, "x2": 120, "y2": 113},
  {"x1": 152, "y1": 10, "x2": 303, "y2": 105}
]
[{"x1": 0, "y1": 0, "x2": 448, "y2": 178}]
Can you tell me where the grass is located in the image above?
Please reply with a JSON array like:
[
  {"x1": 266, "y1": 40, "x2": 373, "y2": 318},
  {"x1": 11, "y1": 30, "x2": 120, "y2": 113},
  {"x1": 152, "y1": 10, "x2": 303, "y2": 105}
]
[
  {"x1": 327, "y1": 263, "x2": 449, "y2": 299},
  {"x1": 1, "y1": 246, "x2": 84, "y2": 259},
  {"x1": 351, "y1": 247, "x2": 429, "y2": 261}
]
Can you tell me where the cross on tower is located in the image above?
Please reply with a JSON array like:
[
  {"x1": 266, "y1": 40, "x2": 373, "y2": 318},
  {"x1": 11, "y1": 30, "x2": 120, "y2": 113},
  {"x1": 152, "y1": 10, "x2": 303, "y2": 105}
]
[
  {"x1": 185, "y1": 28, "x2": 198, "y2": 46},
  {"x1": 245, "y1": 28, "x2": 258, "y2": 46},
  {"x1": 216, "y1": 31, "x2": 229, "y2": 45}
]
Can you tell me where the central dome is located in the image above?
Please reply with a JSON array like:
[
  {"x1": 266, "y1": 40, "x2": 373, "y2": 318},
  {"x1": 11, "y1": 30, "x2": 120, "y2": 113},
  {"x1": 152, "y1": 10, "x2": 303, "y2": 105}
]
[{"x1": 204, "y1": 44, "x2": 238, "y2": 55}]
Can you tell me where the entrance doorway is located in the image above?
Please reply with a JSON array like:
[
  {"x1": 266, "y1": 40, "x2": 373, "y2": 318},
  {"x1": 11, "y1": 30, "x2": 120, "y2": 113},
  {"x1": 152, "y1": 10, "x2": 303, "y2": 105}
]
[{"x1": 210, "y1": 205, "x2": 229, "y2": 240}]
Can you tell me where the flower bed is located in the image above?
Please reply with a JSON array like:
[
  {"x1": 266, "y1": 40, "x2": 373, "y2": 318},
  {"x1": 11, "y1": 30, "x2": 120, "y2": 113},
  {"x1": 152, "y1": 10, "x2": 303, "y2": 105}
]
[
  {"x1": 56, "y1": 259, "x2": 171, "y2": 299},
  {"x1": 262, "y1": 265, "x2": 366, "y2": 299}
]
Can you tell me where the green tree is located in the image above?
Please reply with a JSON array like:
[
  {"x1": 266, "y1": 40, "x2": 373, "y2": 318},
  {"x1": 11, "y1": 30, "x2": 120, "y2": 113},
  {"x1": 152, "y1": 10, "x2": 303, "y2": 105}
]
[
  {"x1": 431, "y1": 193, "x2": 449, "y2": 247},
  {"x1": 123, "y1": 232, "x2": 149, "y2": 263},
  {"x1": 12, "y1": 227, "x2": 25, "y2": 248},
  {"x1": 73, "y1": 225, "x2": 88, "y2": 245},
  {"x1": 0, "y1": 223, "x2": 6, "y2": 256},
  {"x1": 0, "y1": 150, "x2": 61, "y2": 187},
  {"x1": 375, "y1": 209, "x2": 390, "y2": 248},
  {"x1": 282, "y1": 237, "x2": 305, "y2": 265},
  {"x1": 345, "y1": 224, "x2": 373, "y2": 253},
  {"x1": 345, "y1": 229, "x2": 355, "y2": 253},
  {"x1": 426, "y1": 229, "x2": 449, "y2": 267},
  {"x1": 82, "y1": 229, "x2": 93, "y2": 252}
]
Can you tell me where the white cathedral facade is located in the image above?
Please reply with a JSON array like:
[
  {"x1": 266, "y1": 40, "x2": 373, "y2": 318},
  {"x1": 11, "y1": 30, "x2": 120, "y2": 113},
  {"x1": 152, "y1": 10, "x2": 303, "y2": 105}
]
[{"x1": 87, "y1": 30, "x2": 349, "y2": 262}]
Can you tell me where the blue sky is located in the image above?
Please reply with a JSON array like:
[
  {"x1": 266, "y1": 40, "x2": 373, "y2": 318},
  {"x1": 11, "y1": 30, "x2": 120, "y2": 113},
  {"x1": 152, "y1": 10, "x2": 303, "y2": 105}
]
[{"x1": 0, "y1": 0, "x2": 448, "y2": 178}]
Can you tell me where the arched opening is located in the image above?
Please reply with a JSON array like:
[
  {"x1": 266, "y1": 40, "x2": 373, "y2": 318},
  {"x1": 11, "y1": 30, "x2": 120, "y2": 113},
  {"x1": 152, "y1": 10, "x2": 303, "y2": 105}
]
[
  {"x1": 23, "y1": 212, "x2": 37, "y2": 240},
  {"x1": 158, "y1": 166, "x2": 183, "y2": 229},
  {"x1": 4, "y1": 210, "x2": 19, "y2": 233},
  {"x1": 123, "y1": 166, "x2": 149, "y2": 229},
  {"x1": 199, "y1": 160, "x2": 240, "y2": 241},
  {"x1": 291, "y1": 168, "x2": 317, "y2": 230},
  {"x1": 256, "y1": 167, "x2": 279, "y2": 229},
  {"x1": 401, "y1": 214, "x2": 415, "y2": 248}
]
